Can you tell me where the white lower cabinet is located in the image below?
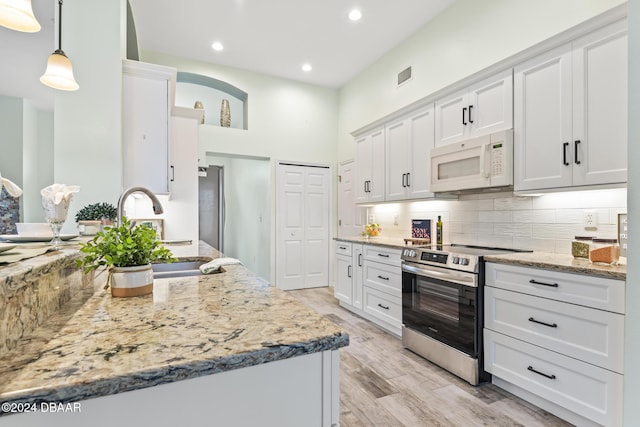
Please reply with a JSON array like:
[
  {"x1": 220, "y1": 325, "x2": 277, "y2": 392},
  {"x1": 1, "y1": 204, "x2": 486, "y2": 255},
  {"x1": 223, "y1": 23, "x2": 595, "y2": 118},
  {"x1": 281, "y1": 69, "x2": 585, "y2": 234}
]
[
  {"x1": 485, "y1": 330, "x2": 623, "y2": 427},
  {"x1": 334, "y1": 242, "x2": 401, "y2": 336},
  {"x1": 334, "y1": 242, "x2": 353, "y2": 305},
  {"x1": 363, "y1": 286, "x2": 402, "y2": 329},
  {"x1": 484, "y1": 262, "x2": 625, "y2": 427}
]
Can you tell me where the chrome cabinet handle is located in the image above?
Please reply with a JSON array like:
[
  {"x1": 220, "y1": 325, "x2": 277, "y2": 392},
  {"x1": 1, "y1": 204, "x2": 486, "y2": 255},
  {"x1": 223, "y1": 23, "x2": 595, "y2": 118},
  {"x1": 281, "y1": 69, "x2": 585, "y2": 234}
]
[{"x1": 347, "y1": 265, "x2": 352, "y2": 278}]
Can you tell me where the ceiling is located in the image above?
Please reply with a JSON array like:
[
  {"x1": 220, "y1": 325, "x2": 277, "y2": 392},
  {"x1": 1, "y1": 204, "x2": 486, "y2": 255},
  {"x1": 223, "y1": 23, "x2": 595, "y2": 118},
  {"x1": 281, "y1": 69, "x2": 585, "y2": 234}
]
[
  {"x1": 128, "y1": 0, "x2": 455, "y2": 88},
  {"x1": 0, "y1": 0, "x2": 456, "y2": 112}
]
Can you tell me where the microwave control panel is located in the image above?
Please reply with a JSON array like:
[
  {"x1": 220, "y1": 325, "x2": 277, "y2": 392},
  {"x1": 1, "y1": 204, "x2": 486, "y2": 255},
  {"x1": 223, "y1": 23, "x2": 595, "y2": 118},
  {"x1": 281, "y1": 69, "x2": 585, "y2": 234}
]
[{"x1": 491, "y1": 143, "x2": 504, "y2": 178}]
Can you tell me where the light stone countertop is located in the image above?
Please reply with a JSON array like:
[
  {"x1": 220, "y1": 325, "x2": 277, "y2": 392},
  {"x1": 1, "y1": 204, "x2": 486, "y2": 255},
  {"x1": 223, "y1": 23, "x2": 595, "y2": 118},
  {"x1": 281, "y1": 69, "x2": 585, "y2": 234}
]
[
  {"x1": 0, "y1": 241, "x2": 348, "y2": 408},
  {"x1": 335, "y1": 236, "x2": 415, "y2": 249},
  {"x1": 334, "y1": 236, "x2": 626, "y2": 280},
  {"x1": 484, "y1": 252, "x2": 626, "y2": 280}
]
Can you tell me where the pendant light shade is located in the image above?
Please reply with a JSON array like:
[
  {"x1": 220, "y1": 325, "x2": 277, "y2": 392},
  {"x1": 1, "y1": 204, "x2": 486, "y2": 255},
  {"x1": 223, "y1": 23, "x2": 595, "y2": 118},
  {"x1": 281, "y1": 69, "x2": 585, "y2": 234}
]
[
  {"x1": 40, "y1": 0, "x2": 78, "y2": 91},
  {"x1": 0, "y1": 0, "x2": 41, "y2": 32},
  {"x1": 40, "y1": 50, "x2": 79, "y2": 91}
]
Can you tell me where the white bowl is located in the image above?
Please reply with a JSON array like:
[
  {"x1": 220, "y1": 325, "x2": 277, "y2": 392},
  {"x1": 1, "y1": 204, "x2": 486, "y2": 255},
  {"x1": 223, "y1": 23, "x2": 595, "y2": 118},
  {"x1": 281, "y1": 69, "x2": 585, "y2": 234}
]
[{"x1": 16, "y1": 223, "x2": 53, "y2": 237}]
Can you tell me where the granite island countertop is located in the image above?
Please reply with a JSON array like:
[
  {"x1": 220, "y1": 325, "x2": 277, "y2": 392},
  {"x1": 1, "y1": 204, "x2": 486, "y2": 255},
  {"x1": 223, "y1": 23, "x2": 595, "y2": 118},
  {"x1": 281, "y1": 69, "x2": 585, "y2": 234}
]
[{"x1": 0, "y1": 241, "x2": 349, "y2": 409}]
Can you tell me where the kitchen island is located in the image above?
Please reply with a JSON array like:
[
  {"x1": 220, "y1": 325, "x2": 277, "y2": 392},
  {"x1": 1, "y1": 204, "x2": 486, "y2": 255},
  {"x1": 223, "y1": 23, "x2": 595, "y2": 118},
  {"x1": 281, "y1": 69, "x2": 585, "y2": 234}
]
[{"x1": 0, "y1": 241, "x2": 348, "y2": 426}]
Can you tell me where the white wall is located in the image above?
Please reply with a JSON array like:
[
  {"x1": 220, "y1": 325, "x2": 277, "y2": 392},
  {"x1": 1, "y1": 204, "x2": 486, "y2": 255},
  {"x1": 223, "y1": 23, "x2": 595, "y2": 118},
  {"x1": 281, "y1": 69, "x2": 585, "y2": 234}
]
[
  {"x1": 55, "y1": 0, "x2": 126, "y2": 234},
  {"x1": 0, "y1": 97, "x2": 24, "y2": 188},
  {"x1": 34, "y1": 110, "x2": 54, "y2": 222},
  {"x1": 21, "y1": 101, "x2": 38, "y2": 222},
  {"x1": 206, "y1": 155, "x2": 271, "y2": 280},
  {"x1": 140, "y1": 51, "x2": 339, "y2": 165},
  {"x1": 625, "y1": 1, "x2": 639, "y2": 425},
  {"x1": 338, "y1": 0, "x2": 625, "y2": 161},
  {"x1": 0, "y1": 97, "x2": 53, "y2": 223},
  {"x1": 367, "y1": 189, "x2": 626, "y2": 253},
  {"x1": 139, "y1": 51, "x2": 339, "y2": 283}
]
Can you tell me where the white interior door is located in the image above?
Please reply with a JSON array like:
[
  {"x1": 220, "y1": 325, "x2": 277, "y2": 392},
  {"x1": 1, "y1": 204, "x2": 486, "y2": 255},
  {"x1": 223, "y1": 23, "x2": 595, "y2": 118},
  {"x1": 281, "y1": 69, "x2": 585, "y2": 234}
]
[{"x1": 276, "y1": 163, "x2": 330, "y2": 290}]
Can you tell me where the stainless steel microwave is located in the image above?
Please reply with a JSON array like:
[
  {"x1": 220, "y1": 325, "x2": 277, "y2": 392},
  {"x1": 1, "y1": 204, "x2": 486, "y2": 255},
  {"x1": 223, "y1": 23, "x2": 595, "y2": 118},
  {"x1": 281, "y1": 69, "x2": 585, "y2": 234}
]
[{"x1": 430, "y1": 130, "x2": 513, "y2": 193}]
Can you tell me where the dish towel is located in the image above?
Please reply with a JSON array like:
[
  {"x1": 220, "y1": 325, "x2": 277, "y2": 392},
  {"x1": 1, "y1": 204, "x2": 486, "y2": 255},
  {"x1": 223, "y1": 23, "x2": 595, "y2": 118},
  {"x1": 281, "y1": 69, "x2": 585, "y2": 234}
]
[
  {"x1": 0, "y1": 171, "x2": 23, "y2": 198},
  {"x1": 200, "y1": 257, "x2": 242, "y2": 274}
]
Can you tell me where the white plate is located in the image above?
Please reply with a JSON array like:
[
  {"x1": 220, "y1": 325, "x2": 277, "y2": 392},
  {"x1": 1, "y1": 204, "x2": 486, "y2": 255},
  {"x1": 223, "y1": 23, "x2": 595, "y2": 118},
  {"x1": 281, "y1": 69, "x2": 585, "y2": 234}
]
[
  {"x1": 0, "y1": 243, "x2": 17, "y2": 253},
  {"x1": 0, "y1": 234, "x2": 79, "y2": 243}
]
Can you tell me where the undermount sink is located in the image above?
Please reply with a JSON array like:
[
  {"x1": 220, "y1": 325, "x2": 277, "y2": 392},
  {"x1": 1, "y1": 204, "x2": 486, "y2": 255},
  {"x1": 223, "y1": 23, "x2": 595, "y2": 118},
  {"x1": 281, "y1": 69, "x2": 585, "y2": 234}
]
[{"x1": 152, "y1": 259, "x2": 210, "y2": 279}]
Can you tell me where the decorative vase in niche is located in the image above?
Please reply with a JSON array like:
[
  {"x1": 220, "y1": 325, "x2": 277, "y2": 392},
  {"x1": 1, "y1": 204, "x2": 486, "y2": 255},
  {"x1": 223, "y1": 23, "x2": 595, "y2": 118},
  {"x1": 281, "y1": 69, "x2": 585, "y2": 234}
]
[
  {"x1": 194, "y1": 100, "x2": 205, "y2": 124},
  {"x1": 220, "y1": 99, "x2": 231, "y2": 127}
]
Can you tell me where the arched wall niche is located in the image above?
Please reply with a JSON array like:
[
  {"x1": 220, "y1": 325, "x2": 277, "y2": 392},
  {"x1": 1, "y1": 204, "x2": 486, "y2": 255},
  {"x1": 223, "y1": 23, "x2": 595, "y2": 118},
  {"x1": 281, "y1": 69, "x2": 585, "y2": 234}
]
[{"x1": 175, "y1": 72, "x2": 248, "y2": 130}]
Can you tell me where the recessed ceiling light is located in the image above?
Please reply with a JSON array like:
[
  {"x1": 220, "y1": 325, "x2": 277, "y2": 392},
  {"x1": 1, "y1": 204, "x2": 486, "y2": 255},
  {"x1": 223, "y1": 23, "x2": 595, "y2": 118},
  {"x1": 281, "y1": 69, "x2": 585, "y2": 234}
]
[
  {"x1": 348, "y1": 9, "x2": 362, "y2": 21},
  {"x1": 302, "y1": 63, "x2": 312, "y2": 72},
  {"x1": 211, "y1": 41, "x2": 224, "y2": 51}
]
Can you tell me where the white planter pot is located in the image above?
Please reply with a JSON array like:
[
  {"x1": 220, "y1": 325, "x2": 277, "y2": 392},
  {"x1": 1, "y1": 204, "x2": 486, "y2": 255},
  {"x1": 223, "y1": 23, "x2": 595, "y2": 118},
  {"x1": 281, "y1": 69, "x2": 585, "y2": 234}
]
[
  {"x1": 109, "y1": 264, "x2": 153, "y2": 297},
  {"x1": 78, "y1": 220, "x2": 101, "y2": 236}
]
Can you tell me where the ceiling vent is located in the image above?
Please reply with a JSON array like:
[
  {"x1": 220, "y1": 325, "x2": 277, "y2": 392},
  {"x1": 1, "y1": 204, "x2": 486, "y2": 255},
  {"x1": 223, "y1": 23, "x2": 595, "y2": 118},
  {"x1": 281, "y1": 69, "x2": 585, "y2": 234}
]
[{"x1": 397, "y1": 66, "x2": 412, "y2": 87}]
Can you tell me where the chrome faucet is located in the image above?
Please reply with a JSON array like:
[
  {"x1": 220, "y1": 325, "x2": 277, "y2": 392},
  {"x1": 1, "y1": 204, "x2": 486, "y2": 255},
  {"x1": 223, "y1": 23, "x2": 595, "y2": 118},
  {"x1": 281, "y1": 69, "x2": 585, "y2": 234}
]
[{"x1": 116, "y1": 187, "x2": 164, "y2": 227}]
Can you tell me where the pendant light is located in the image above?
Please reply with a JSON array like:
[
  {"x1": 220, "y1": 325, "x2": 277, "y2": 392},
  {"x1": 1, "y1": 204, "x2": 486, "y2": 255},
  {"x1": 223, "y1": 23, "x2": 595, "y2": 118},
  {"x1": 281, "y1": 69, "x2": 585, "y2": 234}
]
[
  {"x1": 40, "y1": 0, "x2": 79, "y2": 91},
  {"x1": 0, "y1": 0, "x2": 41, "y2": 32}
]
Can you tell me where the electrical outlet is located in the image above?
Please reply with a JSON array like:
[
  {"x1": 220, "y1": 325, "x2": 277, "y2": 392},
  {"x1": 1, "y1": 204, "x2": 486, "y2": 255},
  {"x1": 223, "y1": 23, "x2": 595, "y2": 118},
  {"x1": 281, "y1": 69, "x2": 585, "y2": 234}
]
[
  {"x1": 584, "y1": 210, "x2": 598, "y2": 229},
  {"x1": 393, "y1": 215, "x2": 399, "y2": 226}
]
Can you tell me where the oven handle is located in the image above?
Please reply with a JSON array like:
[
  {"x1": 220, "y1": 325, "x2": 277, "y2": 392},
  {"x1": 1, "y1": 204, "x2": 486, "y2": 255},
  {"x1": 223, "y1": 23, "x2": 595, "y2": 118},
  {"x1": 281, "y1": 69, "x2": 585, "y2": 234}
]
[{"x1": 401, "y1": 262, "x2": 477, "y2": 287}]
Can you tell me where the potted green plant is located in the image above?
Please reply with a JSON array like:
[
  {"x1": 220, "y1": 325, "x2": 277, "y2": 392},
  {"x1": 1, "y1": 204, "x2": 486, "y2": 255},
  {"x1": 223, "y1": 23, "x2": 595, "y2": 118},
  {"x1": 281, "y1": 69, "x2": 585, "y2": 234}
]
[
  {"x1": 75, "y1": 202, "x2": 118, "y2": 235},
  {"x1": 76, "y1": 217, "x2": 176, "y2": 297}
]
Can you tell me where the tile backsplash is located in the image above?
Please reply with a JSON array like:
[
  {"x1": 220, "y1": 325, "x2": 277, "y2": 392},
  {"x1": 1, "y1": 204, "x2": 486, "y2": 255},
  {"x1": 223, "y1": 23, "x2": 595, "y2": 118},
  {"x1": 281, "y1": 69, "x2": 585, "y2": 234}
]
[{"x1": 367, "y1": 188, "x2": 626, "y2": 254}]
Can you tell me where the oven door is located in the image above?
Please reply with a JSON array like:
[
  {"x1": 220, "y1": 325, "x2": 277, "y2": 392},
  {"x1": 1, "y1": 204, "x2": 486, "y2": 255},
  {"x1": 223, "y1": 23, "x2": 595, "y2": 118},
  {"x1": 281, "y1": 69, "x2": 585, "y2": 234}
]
[{"x1": 402, "y1": 261, "x2": 478, "y2": 356}]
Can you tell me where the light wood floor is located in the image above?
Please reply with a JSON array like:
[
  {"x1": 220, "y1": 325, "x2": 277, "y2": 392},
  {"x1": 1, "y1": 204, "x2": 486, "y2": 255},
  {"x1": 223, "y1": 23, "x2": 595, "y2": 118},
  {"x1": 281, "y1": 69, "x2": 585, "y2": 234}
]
[{"x1": 288, "y1": 287, "x2": 573, "y2": 427}]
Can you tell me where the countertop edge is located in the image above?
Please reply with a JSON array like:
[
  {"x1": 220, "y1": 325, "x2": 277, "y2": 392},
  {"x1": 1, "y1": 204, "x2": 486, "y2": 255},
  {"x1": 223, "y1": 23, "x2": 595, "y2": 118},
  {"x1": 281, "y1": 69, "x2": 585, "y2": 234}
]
[
  {"x1": 0, "y1": 332, "x2": 349, "y2": 406},
  {"x1": 484, "y1": 253, "x2": 626, "y2": 280},
  {"x1": 334, "y1": 236, "x2": 411, "y2": 250}
]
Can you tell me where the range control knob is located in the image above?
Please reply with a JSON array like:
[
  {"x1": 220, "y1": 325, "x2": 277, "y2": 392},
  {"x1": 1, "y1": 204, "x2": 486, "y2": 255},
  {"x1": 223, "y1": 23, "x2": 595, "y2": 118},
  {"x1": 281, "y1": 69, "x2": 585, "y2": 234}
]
[
  {"x1": 459, "y1": 258, "x2": 470, "y2": 266},
  {"x1": 452, "y1": 256, "x2": 460, "y2": 264},
  {"x1": 409, "y1": 250, "x2": 416, "y2": 257}
]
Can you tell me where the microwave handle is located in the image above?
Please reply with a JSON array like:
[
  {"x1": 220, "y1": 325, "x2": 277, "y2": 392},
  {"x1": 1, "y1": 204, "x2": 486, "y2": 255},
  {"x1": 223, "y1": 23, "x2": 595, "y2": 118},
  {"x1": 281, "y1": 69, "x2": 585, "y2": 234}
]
[{"x1": 479, "y1": 143, "x2": 490, "y2": 178}]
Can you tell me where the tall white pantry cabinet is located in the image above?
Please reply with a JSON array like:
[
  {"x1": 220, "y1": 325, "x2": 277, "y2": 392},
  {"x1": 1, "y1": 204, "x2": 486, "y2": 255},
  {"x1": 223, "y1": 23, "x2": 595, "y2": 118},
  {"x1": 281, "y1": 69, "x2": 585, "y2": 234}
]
[
  {"x1": 122, "y1": 60, "x2": 176, "y2": 194},
  {"x1": 514, "y1": 19, "x2": 627, "y2": 192}
]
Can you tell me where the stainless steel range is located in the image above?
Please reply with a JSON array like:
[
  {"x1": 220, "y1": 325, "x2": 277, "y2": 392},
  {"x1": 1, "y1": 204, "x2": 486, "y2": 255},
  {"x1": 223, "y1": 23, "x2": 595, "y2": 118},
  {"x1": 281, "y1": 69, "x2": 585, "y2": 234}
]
[{"x1": 401, "y1": 244, "x2": 526, "y2": 385}]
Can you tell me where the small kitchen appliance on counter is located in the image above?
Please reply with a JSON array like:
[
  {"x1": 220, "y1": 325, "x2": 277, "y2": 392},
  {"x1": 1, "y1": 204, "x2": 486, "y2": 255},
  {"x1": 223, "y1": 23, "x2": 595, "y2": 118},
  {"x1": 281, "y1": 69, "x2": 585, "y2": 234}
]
[{"x1": 401, "y1": 243, "x2": 528, "y2": 385}]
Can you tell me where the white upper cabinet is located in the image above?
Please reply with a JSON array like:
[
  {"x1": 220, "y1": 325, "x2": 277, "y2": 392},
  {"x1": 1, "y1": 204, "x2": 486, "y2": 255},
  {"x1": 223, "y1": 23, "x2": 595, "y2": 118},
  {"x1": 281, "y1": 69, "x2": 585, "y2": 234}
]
[
  {"x1": 385, "y1": 106, "x2": 436, "y2": 201},
  {"x1": 435, "y1": 69, "x2": 513, "y2": 146},
  {"x1": 514, "y1": 44, "x2": 573, "y2": 190},
  {"x1": 355, "y1": 128, "x2": 385, "y2": 203},
  {"x1": 515, "y1": 20, "x2": 627, "y2": 192},
  {"x1": 122, "y1": 60, "x2": 175, "y2": 194},
  {"x1": 572, "y1": 20, "x2": 628, "y2": 187}
]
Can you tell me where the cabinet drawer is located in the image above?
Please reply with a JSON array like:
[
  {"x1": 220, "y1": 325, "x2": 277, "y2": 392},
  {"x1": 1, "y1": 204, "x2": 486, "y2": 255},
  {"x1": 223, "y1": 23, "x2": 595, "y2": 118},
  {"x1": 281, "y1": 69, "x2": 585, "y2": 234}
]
[
  {"x1": 485, "y1": 262, "x2": 625, "y2": 313},
  {"x1": 363, "y1": 286, "x2": 402, "y2": 329},
  {"x1": 363, "y1": 245, "x2": 402, "y2": 267},
  {"x1": 485, "y1": 287, "x2": 624, "y2": 373},
  {"x1": 484, "y1": 330, "x2": 623, "y2": 427},
  {"x1": 363, "y1": 262, "x2": 401, "y2": 297},
  {"x1": 335, "y1": 241, "x2": 352, "y2": 256}
]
